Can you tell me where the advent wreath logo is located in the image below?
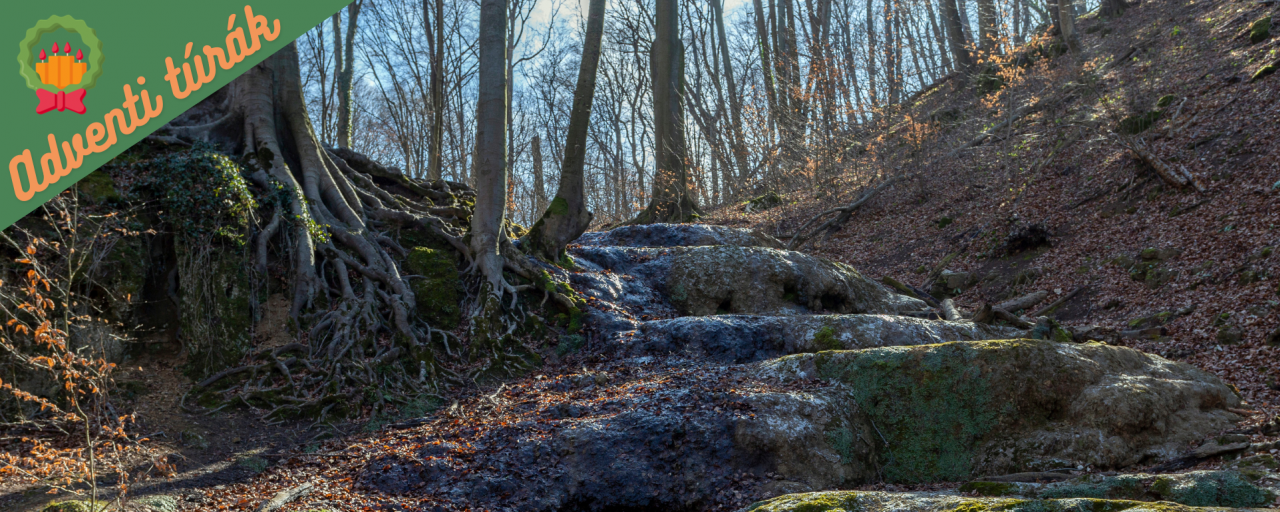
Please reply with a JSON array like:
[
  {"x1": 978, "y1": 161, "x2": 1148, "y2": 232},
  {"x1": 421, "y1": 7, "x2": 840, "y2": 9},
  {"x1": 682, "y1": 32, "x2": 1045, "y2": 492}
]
[{"x1": 17, "y1": 16, "x2": 104, "y2": 114}]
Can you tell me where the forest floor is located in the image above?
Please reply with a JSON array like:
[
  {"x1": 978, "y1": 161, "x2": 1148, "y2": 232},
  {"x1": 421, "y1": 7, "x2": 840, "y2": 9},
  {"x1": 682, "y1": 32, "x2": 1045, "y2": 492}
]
[
  {"x1": 709, "y1": 0, "x2": 1280, "y2": 419},
  {"x1": 4, "y1": 0, "x2": 1280, "y2": 509}
]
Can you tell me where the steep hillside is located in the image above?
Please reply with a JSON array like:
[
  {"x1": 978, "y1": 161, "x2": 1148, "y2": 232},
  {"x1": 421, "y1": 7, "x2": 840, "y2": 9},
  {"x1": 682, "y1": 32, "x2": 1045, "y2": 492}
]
[{"x1": 710, "y1": 0, "x2": 1280, "y2": 416}]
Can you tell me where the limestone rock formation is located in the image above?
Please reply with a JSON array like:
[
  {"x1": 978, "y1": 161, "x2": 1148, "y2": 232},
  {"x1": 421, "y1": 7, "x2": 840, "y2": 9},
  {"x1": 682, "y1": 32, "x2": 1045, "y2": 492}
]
[{"x1": 759, "y1": 339, "x2": 1243, "y2": 482}]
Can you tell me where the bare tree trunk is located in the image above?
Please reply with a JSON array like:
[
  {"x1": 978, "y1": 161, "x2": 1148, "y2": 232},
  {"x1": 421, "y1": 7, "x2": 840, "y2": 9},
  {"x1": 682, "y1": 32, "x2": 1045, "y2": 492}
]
[
  {"x1": 531, "y1": 135, "x2": 546, "y2": 215},
  {"x1": 473, "y1": 0, "x2": 509, "y2": 295},
  {"x1": 752, "y1": 0, "x2": 779, "y2": 127},
  {"x1": 1057, "y1": 0, "x2": 1081, "y2": 55},
  {"x1": 428, "y1": 0, "x2": 446, "y2": 180},
  {"x1": 714, "y1": 0, "x2": 750, "y2": 198},
  {"x1": 327, "y1": 13, "x2": 341, "y2": 144},
  {"x1": 336, "y1": 1, "x2": 362, "y2": 149},
  {"x1": 940, "y1": 0, "x2": 974, "y2": 70},
  {"x1": 523, "y1": 0, "x2": 603, "y2": 260},
  {"x1": 1099, "y1": 0, "x2": 1128, "y2": 18},
  {"x1": 865, "y1": 0, "x2": 880, "y2": 112},
  {"x1": 924, "y1": 0, "x2": 952, "y2": 73},
  {"x1": 977, "y1": 0, "x2": 998, "y2": 53},
  {"x1": 633, "y1": 0, "x2": 702, "y2": 224},
  {"x1": 1012, "y1": 0, "x2": 1023, "y2": 44}
]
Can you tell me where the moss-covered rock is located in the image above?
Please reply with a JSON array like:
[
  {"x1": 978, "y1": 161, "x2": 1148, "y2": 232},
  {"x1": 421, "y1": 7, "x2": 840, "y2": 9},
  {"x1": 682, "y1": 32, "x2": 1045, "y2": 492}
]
[
  {"x1": 1118, "y1": 111, "x2": 1162, "y2": 135},
  {"x1": 1126, "y1": 248, "x2": 1181, "y2": 289},
  {"x1": 75, "y1": 170, "x2": 120, "y2": 205},
  {"x1": 1034, "y1": 470, "x2": 1275, "y2": 507},
  {"x1": 178, "y1": 241, "x2": 252, "y2": 378},
  {"x1": 41, "y1": 501, "x2": 108, "y2": 512},
  {"x1": 959, "y1": 481, "x2": 1024, "y2": 497},
  {"x1": 1249, "y1": 16, "x2": 1271, "y2": 44},
  {"x1": 741, "y1": 490, "x2": 1273, "y2": 512},
  {"x1": 757, "y1": 340, "x2": 1242, "y2": 483},
  {"x1": 405, "y1": 247, "x2": 462, "y2": 329},
  {"x1": 1252, "y1": 63, "x2": 1277, "y2": 82},
  {"x1": 1149, "y1": 470, "x2": 1274, "y2": 507},
  {"x1": 745, "y1": 191, "x2": 784, "y2": 213}
]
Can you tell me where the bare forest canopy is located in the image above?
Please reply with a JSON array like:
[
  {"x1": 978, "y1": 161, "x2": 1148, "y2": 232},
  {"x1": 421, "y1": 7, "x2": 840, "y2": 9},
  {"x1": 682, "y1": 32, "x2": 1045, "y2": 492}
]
[{"x1": 298, "y1": 0, "x2": 1093, "y2": 227}]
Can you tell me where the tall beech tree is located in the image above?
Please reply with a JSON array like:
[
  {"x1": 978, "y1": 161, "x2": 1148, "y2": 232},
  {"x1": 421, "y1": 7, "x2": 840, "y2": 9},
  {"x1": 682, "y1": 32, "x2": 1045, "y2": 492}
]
[
  {"x1": 472, "y1": 0, "x2": 510, "y2": 297},
  {"x1": 336, "y1": 0, "x2": 362, "y2": 149},
  {"x1": 523, "y1": 0, "x2": 606, "y2": 261},
  {"x1": 940, "y1": 0, "x2": 974, "y2": 70},
  {"x1": 427, "y1": 0, "x2": 446, "y2": 180},
  {"x1": 632, "y1": 0, "x2": 702, "y2": 224}
]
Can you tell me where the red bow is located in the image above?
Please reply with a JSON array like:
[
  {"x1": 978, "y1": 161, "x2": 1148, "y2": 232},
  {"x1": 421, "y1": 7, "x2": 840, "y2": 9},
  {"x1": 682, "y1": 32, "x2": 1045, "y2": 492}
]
[{"x1": 36, "y1": 89, "x2": 87, "y2": 115}]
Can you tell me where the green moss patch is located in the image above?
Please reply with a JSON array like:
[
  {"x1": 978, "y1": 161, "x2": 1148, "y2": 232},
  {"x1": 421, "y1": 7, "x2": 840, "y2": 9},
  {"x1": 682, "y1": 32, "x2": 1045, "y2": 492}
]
[
  {"x1": 813, "y1": 325, "x2": 842, "y2": 351},
  {"x1": 405, "y1": 247, "x2": 462, "y2": 329},
  {"x1": 1117, "y1": 111, "x2": 1162, "y2": 135},
  {"x1": 1249, "y1": 16, "x2": 1271, "y2": 44},
  {"x1": 75, "y1": 170, "x2": 120, "y2": 205},
  {"x1": 807, "y1": 340, "x2": 1065, "y2": 482}
]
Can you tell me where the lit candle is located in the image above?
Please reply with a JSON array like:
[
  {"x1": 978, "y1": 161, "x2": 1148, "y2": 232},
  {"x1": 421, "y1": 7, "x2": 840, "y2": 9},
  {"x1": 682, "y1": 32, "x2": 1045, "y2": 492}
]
[
  {"x1": 51, "y1": 43, "x2": 58, "y2": 55},
  {"x1": 38, "y1": 49, "x2": 46, "y2": 62},
  {"x1": 63, "y1": 43, "x2": 70, "y2": 54},
  {"x1": 75, "y1": 49, "x2": 82, "y2": 62}
]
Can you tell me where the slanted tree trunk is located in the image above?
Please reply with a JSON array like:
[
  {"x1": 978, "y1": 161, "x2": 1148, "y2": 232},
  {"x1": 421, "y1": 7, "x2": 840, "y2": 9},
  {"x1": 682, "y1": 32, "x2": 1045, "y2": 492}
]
[
  {"x1": 336, "y1": 1, "x2": 362, "y2": 149},
  {"x1": 472, "y1": 0, "x2": 510, "y2": 297},
  {"x1": 940, "y1": 0, "x2": 974, "y2": 70},
  {"x1": 632, "y1": 0, "x2": 702, "y2": 224},
  {"x1": 523, "y1": 0, "x2": 604, "y2": 261},
  {"x1": 924, "y1": 0, "x2": 953, "y2": 73}
]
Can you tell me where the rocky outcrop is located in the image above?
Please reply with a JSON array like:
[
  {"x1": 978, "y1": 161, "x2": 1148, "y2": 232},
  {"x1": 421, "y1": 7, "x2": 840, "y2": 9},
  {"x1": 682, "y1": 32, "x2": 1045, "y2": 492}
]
[
  {"x1": 741, "y1": 490, "x2": 1276, "y2": 512},
  {"x1": 352, "y1": 340, "x2": 1244, "y2": 511},
  {"x1": 340, "y1": 226, "x2": 1248, "y2": 512},
  {"x1": 575, "y1": 223, "x2": 783, "y2": 249},
  {"x1": 613, "y1": 314, "x2": 1020, "y2": 363},
  {"x1": 759, "y1": 339, "x2": 1243, "y2": 483},
  {"x1": 666, "y1": 246, "x2": 926, "y2": 316}
]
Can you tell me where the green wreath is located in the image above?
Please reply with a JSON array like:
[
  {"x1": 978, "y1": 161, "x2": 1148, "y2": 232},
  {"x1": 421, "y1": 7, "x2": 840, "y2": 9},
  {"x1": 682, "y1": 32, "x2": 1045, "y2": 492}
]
[{"x1": 16, "y1": 15, "x2": 105, "y2": 93}]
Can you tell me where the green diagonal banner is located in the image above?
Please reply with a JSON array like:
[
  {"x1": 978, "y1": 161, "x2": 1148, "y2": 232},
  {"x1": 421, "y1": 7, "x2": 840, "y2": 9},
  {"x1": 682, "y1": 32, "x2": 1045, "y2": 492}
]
[{"x1": 0, "y1": 1, "x2": 351, "y2": 230}]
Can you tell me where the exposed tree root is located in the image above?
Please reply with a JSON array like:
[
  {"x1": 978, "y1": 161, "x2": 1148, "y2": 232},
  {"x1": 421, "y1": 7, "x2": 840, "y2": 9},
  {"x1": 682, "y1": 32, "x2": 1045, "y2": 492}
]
[{"x1": 159, "y1": 44, "x2": 586, "y2": 421}]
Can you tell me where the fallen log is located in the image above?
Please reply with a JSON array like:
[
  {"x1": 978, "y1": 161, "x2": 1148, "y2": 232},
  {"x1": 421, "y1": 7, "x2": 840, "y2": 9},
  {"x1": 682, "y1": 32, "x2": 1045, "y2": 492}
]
[
  {"x1": 880, "y1": 276, "x2": 941, "y2": 308},
  {"x1": 940, "y1": 299, "x2": 962, "y2": 321},
  {"x1": 972, "y1": 303, "x2": 995, "y2": 324},
  {"x1": 256, "y1": 483, "x2": 314, "y2": 512},
  {"x1": 979, "y1": 471, "x2": 1073, "y2": 483},
  {"x1": 996, "y1": 290, "x2": 1049, "y2": 313},
  {"x1": 993, "y1": 307, "x2": 1034, "y2": 329},
  {"x1": 1113, "y1": 135, "x2": 1205, "y2": 192},
  {"x1": 1031, "y1": 287, "x2": 1084, "y2": 317}
]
